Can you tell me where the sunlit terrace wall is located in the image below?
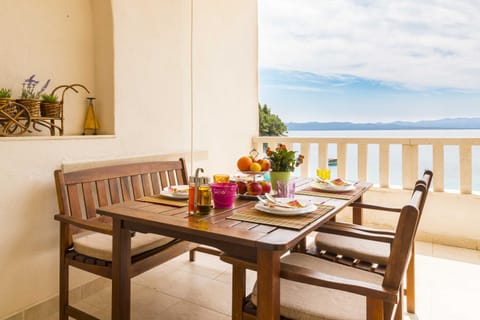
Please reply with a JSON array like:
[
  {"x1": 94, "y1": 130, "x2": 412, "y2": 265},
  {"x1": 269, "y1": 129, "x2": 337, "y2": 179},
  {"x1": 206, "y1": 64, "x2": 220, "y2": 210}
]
[{"x1": 0, "y1": 0, "x2": 258, "y2": 318}]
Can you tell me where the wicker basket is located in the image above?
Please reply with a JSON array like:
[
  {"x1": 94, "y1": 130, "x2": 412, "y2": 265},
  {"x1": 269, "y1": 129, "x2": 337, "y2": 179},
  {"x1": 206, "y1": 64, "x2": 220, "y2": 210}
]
[
  {"x1": 0, "y1": 98, "x2": 16, "y2": 117},
  {"x1": 16, "y1": 99, "x2": 41, "y2": 117},
  {"x1": 41, "y1": 102, "x2": 62, "y2": 118}
]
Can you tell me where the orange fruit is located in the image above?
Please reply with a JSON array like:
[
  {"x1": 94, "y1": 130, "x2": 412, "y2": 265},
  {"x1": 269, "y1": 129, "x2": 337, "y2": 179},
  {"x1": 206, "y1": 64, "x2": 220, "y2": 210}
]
[
  {"x1": 237, "y1": 156, "x2": 253, "y2": 171},
  {"x1": 249, "y1": 162, "x2": 262, "y2": 172}
]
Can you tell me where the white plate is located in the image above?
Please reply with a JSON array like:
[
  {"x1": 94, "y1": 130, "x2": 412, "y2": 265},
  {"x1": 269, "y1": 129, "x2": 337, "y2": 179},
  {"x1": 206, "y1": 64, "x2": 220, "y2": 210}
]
[
  {"x1": 310, "y1": 181, "x2": 356, "y2": 192},
  {"x1": 160, "y1": 185, "x2": 189, "y2": 199},
  {"x1": 254, "y1": 201, "x2": 317, "y2": 216}
]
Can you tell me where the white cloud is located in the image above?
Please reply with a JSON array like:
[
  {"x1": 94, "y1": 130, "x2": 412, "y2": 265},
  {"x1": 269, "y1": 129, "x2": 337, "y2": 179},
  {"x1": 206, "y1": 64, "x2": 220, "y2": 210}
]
[{"x1": 258, "y1": 0, "x2": 480, "y2": 90}]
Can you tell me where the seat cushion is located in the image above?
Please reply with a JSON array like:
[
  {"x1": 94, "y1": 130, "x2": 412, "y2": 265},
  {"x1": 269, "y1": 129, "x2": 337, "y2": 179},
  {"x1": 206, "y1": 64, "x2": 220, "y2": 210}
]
[
  {"x1": 315, "y1": 232, "x2": 390, "y2": 265},
  {"x1": 251, "y1": 253, "x2": 384, "y2": 320},
  {"x1": 73, "y1": 232, "x2": 175, "y2": 261}
]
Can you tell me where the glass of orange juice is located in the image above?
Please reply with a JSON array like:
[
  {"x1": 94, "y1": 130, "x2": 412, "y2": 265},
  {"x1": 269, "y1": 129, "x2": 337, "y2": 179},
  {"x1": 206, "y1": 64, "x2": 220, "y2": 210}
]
[
  {"x1": 316, "y1": 168, "x2": 331, "y2": 181},
  {"x1": 213, "y1": 174, "x2": 230, "y2": 183}
]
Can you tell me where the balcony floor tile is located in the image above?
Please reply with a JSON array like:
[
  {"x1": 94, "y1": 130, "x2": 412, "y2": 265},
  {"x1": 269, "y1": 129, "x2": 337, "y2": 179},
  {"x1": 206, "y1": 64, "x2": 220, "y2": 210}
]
[{"x1": 66, "y1": 241, "x2": 479, "y2": 320}]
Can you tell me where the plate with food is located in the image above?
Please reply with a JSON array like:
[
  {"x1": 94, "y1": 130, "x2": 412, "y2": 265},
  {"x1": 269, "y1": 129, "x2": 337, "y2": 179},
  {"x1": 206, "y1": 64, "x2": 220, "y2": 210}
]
[
  {"x1": 255, "y1": 198, "x2": 317, "y2": 216},
  {"x1": 311, "y1": 178, "x2": 356, "y2": 192},
  {"x1": 160, "y1": 185, "x2": 189, "y2": 199}
]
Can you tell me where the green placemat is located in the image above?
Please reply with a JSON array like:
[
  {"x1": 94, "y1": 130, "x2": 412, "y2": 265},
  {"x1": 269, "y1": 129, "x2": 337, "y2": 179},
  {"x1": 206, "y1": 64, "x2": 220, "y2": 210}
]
[{"x1": 227, "y1": 204, "x2": 334, "y2": 230}]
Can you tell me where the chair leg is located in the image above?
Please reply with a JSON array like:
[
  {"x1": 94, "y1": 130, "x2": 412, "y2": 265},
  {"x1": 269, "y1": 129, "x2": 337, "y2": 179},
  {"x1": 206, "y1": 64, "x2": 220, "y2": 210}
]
[
  {"x1": 366, "y1": 297, "x2": 384, "y2": 320},
  {"x1": 406, "y1": 246, "x2": 415, "y2": 313},
  {"x1": 59, "y1": 223, "x2": 70, "y2": 320},
  {"x1": 189, "y1": 249, "x2": 196, "y2": 261},
  {"x1": 59, "y1": 261, "x2": 69, "y2": 320},
  {"x1": 394, "y1": 284, "x2": 403, "y2": 320}
]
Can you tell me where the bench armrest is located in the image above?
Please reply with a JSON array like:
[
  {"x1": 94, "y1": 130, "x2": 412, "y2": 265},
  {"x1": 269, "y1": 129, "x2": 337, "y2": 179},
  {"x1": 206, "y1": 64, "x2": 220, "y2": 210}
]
[{"x1": 54, "y1": 214, "x2": 112, "y2": 235}]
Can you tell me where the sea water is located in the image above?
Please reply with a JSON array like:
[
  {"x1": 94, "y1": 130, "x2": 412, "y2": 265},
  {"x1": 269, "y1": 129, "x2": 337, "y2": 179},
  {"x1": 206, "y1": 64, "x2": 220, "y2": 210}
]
[{"x1": 287, "y1": 129, "x2": 480, "y2": 193}]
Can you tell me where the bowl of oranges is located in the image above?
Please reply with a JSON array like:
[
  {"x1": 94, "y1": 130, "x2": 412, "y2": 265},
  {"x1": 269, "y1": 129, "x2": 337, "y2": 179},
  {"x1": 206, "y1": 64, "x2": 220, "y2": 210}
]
[{"x1": 236, "y1": 155, "x2": 271, "y2": 174}]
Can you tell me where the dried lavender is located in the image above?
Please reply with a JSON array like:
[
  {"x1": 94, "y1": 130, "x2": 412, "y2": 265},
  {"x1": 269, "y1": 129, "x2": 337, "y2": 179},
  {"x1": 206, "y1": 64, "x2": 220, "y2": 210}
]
[{"x1": 21, "y1": 75, "x2": 50, "y2": 99}]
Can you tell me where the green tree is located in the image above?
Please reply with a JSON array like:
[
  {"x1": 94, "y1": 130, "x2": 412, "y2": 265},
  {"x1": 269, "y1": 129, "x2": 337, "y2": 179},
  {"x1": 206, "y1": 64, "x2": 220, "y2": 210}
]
[{"x1": 258, "y1": 103, "x2": 287, "y2": 136}]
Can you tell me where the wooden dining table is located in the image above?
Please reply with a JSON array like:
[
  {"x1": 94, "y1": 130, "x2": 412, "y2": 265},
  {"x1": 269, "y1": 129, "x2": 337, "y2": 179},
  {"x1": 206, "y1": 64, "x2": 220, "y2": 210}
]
[{"x1": 97, "y1": 178, "x2": 372, "y2": 320}]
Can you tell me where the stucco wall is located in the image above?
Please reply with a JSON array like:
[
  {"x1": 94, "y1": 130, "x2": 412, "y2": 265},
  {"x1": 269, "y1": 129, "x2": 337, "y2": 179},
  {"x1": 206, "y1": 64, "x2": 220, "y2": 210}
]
[{"x1": 0, "y1": 0, "x2": 258, "y2": 317}]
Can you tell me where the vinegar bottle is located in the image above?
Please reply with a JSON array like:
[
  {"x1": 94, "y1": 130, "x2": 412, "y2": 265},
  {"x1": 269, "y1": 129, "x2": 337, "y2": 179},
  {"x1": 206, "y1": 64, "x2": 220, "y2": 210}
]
[{"x1": 197, "y1": 177, "x2": 212, "y2": 215}]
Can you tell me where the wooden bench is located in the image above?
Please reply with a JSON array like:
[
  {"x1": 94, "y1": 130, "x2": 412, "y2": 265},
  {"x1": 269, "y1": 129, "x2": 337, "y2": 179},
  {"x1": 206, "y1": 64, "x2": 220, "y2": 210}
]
[{"x1": 54, "y1": 158, "x2": 200, "y2": 320}]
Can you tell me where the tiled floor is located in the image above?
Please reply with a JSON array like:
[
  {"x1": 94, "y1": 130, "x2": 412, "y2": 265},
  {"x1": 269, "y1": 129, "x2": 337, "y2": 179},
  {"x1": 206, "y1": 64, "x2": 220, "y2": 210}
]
[{"x1": 66, "y1": 241, "x2": 479, "y2": 320}]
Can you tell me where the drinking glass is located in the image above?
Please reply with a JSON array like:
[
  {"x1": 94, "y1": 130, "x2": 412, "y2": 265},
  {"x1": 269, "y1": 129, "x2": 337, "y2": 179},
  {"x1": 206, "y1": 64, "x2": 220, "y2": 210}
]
[
  {"x1": 276, "y1": 180, "x2": 295, "y2": 198},
  {"x1": 213, "y1": 174, "x2": 230, "y2": 183},
  {"x1": 316, "y1": 168, "x2": 331, "y2": 180}
]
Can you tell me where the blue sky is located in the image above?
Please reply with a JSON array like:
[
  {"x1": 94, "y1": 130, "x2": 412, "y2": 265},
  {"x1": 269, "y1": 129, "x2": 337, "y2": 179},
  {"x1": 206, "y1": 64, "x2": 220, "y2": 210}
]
[{"x1": 258, "y1": 0, "x2": 480, "y2": 123}]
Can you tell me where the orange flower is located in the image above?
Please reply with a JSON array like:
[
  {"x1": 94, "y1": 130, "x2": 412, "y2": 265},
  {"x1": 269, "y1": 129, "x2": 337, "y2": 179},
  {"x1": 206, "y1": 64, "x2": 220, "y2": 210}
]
[{"x1": 266, "y1": 144, "x2": 304, "y2": 172}]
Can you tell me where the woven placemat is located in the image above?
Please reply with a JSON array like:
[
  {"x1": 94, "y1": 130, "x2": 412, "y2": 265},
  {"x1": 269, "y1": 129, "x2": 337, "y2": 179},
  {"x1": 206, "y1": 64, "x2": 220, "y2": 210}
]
[
  {"x1": 137, "y1": 195, "x2": 188, "y2": 207},
  {"x1": 227, "y1": 204, "x2": 334, "y2": 230},
  {"x1": 295, "y1": 185, "x2": 365, "y2": 200}
]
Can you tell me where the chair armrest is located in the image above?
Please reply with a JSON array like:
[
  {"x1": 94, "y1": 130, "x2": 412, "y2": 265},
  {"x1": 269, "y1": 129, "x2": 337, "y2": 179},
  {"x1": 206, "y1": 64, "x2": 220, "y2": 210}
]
[
  {"x1": 280, "y1": 261, "x2": 398, "y2": 304},
  {"x1": 54, "y1": 214, "x2": 112, "y2": 235},
  {"x1": 349, "y1": 202, "x2": 401, "y2": 213},
  {"x1": 323, "y1": 221, "x2": 395, "y2": 236},
  {"x1": 317, "y1": 222, "x2": 394, "y2": 244}
]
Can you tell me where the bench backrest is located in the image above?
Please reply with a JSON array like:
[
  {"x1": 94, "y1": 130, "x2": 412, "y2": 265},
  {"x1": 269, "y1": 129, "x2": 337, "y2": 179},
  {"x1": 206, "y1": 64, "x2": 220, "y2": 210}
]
[{"x1": 54, "y1": 158, "x2": 188, "y2": 237}]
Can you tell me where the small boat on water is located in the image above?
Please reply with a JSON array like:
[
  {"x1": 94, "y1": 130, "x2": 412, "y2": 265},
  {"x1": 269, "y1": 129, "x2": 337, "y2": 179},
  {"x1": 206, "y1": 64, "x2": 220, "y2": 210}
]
[{"x1": 328, "y1": 158, "x2": 337, "y2": 166}]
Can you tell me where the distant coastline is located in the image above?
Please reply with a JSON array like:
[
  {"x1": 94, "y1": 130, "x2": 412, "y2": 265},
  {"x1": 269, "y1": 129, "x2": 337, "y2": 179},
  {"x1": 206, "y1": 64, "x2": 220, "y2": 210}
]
[{"x1": 286, "y1": 117, "x2": 480, "y2": 131}]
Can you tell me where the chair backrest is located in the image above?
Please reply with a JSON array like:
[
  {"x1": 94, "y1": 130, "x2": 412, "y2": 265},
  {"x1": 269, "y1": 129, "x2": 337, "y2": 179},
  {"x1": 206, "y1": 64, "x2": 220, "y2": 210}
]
[
  {"x1": 410, "y1": 170, "x2": 432, "y2": 238},
  {"x1": 415, "y1": 169, "x2": 432, "y2": 214},
  {"x1": 54, "y1": 158, "x2": 188, "y2": 237},
  {"x1": 382, "y1": 186, "x2": 425, "y2": 290}
]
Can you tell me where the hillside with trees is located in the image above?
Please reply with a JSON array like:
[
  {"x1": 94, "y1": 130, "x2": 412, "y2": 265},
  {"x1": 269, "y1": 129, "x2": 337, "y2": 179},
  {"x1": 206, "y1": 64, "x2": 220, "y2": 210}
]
[{"x1": 259, "y1": 103, "x2": 286, "y2": 136}]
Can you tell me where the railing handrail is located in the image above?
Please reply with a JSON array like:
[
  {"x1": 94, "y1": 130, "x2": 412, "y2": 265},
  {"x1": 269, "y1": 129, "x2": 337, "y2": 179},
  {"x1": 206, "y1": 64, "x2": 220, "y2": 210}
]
[
  {"x1": 252, "y1": 136, "x2": 480, "y2": 195},
  {"x1": 254, "y1": 136, "x2": 480, "y2": 145}
]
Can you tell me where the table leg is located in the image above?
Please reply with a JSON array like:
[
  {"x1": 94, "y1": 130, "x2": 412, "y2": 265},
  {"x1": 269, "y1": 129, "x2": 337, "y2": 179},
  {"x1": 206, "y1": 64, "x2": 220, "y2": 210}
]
[
  {"x1": 112, "y1": 218, "x2": 131, "y2": 320},
  {"x1": 256, "y1": 248, "x2": 281, "y2": 320},
  {"x1": 231, "y1": 264, "x2": 246, "y2": 320},
  {"x1": 352, "y1": 195, "x2": 364, "y2": 225}
]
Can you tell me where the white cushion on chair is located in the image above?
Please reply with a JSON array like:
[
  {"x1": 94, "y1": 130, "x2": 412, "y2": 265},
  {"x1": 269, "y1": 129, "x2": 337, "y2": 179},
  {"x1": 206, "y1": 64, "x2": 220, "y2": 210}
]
[
  {"x1": 315, "y1": 232, "x2": 390, "y2": 265},
  {"x1": 251, "y1": 253, "x2": 384, "y2": 320},
  {"x1": 73, "y1": 232, "x2": 175, "y2": 261}
]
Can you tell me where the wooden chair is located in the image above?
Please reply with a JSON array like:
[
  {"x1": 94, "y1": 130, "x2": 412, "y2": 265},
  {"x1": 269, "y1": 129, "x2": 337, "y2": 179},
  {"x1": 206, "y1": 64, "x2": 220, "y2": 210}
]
[
  {"x1": 54, "y1": 158, "x2": 199, "y2": 320},
  {"x1": 222, "y1": 185, "x2": 425, "y2": 320},
  {"x1": 311, "y1": 170, "x2": 432, "y2": 314}
]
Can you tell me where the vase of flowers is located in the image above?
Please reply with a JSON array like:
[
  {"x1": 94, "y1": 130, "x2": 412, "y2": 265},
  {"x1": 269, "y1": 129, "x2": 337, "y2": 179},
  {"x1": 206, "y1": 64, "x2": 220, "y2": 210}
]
[
  {"x1": 16, "y1": 75, "x2": 50, "y2": 117},
  {"x1": 266, "y1": 144, "x2": 304, "y2": 191}
]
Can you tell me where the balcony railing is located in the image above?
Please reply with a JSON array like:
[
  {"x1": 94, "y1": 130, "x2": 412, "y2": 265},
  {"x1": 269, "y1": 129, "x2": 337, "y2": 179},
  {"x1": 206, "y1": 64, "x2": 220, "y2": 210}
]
[{"x1": 252, "y1": 136, "x2": 480, "y2": 195}]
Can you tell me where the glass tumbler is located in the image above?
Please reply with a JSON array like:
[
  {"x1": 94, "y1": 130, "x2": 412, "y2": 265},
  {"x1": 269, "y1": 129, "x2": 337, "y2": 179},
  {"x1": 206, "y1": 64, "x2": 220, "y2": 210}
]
[
  {"x1": 316, "y1": 168, "x2": 331, "y2": 180},
  {"x1": 276, "y1": 180, "x2": 295, "y2": 198}
]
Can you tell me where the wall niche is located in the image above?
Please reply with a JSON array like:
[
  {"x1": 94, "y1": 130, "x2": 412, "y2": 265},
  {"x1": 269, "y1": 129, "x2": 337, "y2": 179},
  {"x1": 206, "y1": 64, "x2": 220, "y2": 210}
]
[{"x1": 0, "y1": 0, "x2": 114, "y2": 137}]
